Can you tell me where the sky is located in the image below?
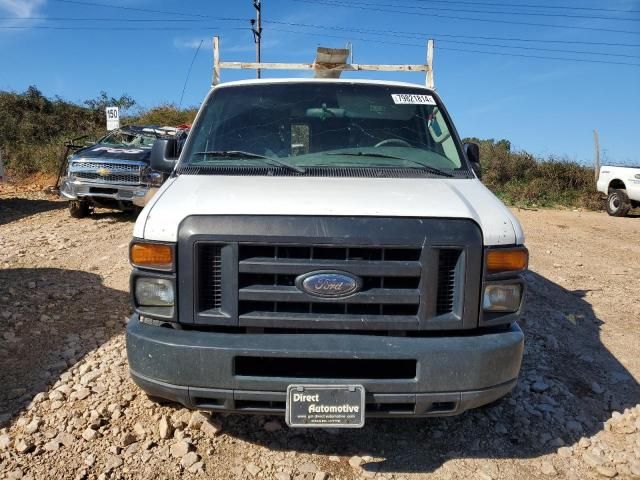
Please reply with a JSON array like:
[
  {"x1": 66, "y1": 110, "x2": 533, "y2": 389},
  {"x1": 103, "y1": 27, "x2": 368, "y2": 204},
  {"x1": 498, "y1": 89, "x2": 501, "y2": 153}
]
[{"x1": 0, "y1": 0, "x2": 639, "y2": 165}]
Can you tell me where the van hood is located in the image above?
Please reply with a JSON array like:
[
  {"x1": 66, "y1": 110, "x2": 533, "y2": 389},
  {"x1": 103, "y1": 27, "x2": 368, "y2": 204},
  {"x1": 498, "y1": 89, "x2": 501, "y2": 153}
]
[{"x1": 134, "y1": 175, "x2": 524, "y2": 245}]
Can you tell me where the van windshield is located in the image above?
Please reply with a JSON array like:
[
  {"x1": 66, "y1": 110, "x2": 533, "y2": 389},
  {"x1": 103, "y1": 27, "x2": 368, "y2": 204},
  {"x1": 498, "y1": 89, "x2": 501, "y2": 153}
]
[{"x1": 181, "y1": 83, "x2": 468, "y2": 175}]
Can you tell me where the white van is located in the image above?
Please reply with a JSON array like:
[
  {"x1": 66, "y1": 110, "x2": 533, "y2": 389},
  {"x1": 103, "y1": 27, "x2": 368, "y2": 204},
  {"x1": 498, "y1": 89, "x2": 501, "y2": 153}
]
[{"x1": 126, "y1": 77, "x2": 528, "y2": 428}]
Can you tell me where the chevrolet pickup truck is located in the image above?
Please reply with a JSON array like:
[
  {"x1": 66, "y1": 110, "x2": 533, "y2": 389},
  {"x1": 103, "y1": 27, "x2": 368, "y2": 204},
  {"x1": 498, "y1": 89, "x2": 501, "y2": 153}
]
[
  {"x1": 60, "y1": 125, "x2": 188, "y2": 218},
  {"x1": 126, "y1": 78, "x2": 528, "y2": 427},
  {"x1": 597, "y1": 165, "x2": 640, "y2": 217}
]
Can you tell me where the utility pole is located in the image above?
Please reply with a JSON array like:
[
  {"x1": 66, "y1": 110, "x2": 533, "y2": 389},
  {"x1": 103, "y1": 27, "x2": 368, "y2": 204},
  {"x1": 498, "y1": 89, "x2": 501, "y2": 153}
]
[
  {"x1": 251, "y1": 0, "x2": 262, "y2": 79},
  {"x1": 593, "y1": 129, "x2": 600, "y2": 181}
]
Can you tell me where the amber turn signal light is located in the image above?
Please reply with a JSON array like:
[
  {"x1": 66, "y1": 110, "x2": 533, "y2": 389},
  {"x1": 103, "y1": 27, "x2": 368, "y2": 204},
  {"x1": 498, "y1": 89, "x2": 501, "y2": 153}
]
[
  {"x1": 486, "y1": 247, "x2": 528, "y2": 274},
  {"x1": 130, "y1": 242, "x2": 173, "y2": 270}
]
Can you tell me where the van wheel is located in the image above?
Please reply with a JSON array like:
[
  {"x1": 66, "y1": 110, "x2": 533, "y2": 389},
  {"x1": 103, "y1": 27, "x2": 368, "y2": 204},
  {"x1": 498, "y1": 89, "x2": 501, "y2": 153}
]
[
  {"x1": 69, "y1": 200, "x2": 90, "y2": 218},
  {"x1": 606, "y1": 189, "x2": 631, "y2": 217}
]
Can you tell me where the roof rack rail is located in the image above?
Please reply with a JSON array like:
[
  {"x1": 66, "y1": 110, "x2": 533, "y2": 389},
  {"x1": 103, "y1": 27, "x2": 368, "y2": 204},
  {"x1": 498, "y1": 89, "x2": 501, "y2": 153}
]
[{"x1": 211, "y1": 36, "x2": 435, "y2": 89}]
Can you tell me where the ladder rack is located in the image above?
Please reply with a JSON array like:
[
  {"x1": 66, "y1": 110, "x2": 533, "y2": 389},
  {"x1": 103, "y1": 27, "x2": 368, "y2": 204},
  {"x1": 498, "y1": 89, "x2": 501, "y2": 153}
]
[{"x1": 212, "y1": 36, "x2": 435, "y2": 89}]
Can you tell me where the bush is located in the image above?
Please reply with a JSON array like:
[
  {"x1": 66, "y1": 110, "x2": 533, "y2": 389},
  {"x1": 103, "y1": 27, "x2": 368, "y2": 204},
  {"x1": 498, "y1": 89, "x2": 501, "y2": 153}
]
[
  {"x1": 129, "y1": 104, "x2": 197, "y2": 127},
  {"x1": 466, "y1": 138, "x2": 603, "y2": 210},
  {"x1": 0, "y1": 87, "x2": 197, "y2": 177},
  {"x1": 0, "y1": 87, "x2": 106, "y2": 176}
]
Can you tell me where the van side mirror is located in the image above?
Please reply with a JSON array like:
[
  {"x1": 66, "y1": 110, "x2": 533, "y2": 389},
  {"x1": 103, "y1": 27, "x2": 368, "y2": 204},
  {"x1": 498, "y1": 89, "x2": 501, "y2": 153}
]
[
  {"x1": 150, "y1": 138, "x2": 180, "y2": 173},
  {"x1": 464, "y1": 142, "x2": 482, "y2": 179}
]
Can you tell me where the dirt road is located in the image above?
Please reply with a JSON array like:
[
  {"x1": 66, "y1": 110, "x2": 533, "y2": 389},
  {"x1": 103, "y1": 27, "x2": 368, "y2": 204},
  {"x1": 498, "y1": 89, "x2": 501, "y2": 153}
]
[{"x1": 1, "y1": 192, "x2": 639, "y2": 480}]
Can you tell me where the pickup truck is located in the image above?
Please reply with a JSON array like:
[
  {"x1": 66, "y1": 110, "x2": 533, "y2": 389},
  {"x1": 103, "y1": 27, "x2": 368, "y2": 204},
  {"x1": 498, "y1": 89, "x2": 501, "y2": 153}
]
[
  {"x1": 126, "y1": 78, "x2": 527, "y2": 427},
  {"x1": 597, "y1": 165, "x2": 640, "y2": 217},
  {"x1": 59, "y1": 125, "x2": 188, "y2": 218}
]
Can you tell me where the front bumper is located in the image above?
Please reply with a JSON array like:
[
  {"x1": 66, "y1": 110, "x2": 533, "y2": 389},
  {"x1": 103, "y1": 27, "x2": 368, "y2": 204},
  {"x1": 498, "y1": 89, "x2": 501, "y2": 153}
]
[
  {"x1": 60, "y1": 178, "x2": 149, "y2": 205},
  {"x1": 126, "y1": 315, "x2": 524, "y2": 417}
]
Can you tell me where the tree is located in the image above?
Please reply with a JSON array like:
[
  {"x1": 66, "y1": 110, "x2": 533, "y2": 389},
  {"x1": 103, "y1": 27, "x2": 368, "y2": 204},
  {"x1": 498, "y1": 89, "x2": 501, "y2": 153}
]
[{"x1": 83, "y1": 91, "x2": 136, "y2": 113}]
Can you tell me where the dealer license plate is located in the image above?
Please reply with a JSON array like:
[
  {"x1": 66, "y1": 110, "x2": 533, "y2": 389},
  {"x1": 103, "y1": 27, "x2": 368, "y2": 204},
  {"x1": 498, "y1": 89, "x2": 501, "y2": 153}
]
[{"x1": 285, "y1": 384, "x2": 365, "y2": 428}]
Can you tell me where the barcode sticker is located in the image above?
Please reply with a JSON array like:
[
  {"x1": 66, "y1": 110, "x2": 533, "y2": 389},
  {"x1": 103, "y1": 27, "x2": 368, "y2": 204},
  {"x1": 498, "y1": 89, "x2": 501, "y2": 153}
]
[{"x1": 391, "y1": 94, "x2": 437, "y2": 105}]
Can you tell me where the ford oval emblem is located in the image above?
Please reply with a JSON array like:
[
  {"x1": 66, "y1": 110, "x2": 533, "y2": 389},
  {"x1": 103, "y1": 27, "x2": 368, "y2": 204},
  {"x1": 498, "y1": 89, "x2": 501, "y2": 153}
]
[{"x1": 296, "y1": 271, "x2": 362, "y2": 298}]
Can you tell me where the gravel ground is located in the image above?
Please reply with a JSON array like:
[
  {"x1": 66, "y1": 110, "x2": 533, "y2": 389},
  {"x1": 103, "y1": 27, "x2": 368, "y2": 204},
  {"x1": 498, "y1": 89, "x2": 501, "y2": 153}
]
[{"x1": 1, "y1": 190, "x2": 639, "y2": 480}]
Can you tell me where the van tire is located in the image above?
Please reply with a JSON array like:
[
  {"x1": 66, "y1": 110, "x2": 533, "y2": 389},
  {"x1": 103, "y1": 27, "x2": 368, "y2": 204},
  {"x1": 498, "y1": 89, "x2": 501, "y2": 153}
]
[
  {"x1": 69, "y1": 200, "x2": 90, "y2": 219},
  {"x1": 606, "y1": 189, "x2": 631, "y2": 217}
]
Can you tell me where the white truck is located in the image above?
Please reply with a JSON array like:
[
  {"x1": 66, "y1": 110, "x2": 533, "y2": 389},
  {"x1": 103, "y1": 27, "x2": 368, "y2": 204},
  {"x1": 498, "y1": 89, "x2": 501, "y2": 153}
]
[
  {"x1": 597, "y1": 165, "x2": 640, "y2": 217},
  {"x1": 125, "y1": 44, "x2": 528, "y2": 427}
]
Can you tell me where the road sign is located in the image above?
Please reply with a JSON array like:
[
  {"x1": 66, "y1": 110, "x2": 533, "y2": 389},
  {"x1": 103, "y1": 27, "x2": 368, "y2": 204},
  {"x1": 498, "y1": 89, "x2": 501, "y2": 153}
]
[{"x1": 106, "y1": 107, "x2": 120, "y2": 131}]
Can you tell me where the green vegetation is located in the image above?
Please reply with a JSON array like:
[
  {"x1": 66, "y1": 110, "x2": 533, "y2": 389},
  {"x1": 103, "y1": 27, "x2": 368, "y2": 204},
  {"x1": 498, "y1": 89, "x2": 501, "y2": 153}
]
[
  {"x1": 130, "y1": 104, "x2": 198, "y2": 126},
  {"x1": 0, "y1": 86, "x2": 603, "y2": 210},
  {"x1": 0, "y1": 86, "x2": 196, "y2": 177},
  {"x1": 465, "y1": 138, "x2": 603, "y2": 210}
]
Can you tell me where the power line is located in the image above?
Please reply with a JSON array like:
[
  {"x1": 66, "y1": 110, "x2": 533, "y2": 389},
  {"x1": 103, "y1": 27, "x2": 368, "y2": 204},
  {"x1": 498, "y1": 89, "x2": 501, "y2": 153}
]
[
  {"x1": 269, "y1": 21, "x2": 640, "y2": 58},
  {"x1": 5, "y1": 15, "x2": 639, "y2": 48},
  {"x1": 269, "y1": 26, "x2": 640, "y2": 67},
  {"x1": 2, "y1": 23, "x2": 638, "y2": 67},
  {"x1": 322, "y1": 0, "x2": 640, "y2": 22},
  {"x1": 0, "y1": 17, "x2": 243, "y2": 22},
  {"x1": 43, "y1": 0, "x2": 640, "y2": 37},
  {"x1": 293, "y1": 0, "x2": 640, "y2": 35},
  {"x1": 369, "y1": 0, "x2": 640, "y2": 15},
  {"x1": 299, "y1": 26, "x2": 640, "y2": 59},
  {"x1": 266, "y1": 20, "x2": 640, "y2": 48},
  {"x1": 9, "y1": 0, "x2": 640, "y2": 62},
  {"x1": 438, "y1": 45, "x2": 640, "y2": 66},
  {"x1": 179, "y1": 39, "x2": 203, "y2": 108},
  {"x1": 0, "y1": 25, "x2": 248, "y2": 31},
  {"x1": 50, "y1": 0, "x2": 242, "y2": 20}
]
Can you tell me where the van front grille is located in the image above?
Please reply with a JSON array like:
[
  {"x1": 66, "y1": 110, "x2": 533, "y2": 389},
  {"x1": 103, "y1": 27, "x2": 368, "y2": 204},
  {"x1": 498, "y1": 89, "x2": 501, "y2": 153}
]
[
  {"x1": 180, "y1": 216, "x2": 483, "y2": 331},
  {"x1": 237, "y1": 244, "x2": 422, "y2": 327}
]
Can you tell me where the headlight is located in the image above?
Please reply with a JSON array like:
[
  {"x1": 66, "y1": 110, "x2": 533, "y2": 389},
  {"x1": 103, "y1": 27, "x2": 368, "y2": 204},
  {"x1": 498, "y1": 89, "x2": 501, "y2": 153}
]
[
  {"x1": 135, "y1": 278, "x2": 174, "y2": 306},
  {"x1": 483, "y1": 284, "x2": 522, "y2": 312},
  {"x1": 143, "y1": 171, "x2": 163, "y2": 187}
]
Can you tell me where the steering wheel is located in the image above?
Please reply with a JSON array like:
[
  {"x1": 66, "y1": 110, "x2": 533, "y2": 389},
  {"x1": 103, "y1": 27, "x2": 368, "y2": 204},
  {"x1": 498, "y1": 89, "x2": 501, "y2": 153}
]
[{"x1": 374, "y1": 138, "x2": 412, "y2": 148}]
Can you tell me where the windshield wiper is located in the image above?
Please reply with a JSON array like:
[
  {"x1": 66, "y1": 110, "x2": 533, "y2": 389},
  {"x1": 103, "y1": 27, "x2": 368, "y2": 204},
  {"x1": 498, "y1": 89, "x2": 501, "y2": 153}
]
[
  {"x1": 325, "y1": 152, "x2": 453, "y2": 177},
  {"x1": 193, "y1": 151, "x2": 305, "y2": 174}
]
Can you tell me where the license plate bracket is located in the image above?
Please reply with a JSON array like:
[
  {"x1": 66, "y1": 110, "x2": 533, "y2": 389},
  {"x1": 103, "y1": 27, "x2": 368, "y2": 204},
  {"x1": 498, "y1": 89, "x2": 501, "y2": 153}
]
[{"x1": 285, "y1": 384, "x2": 365, "y2": 428}]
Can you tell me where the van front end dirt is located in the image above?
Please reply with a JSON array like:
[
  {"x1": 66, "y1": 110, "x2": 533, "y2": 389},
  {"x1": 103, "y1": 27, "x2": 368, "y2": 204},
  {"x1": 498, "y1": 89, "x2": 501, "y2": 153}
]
[{"x1": 125, "y1": 78, "x2": 528, "y2": 427}]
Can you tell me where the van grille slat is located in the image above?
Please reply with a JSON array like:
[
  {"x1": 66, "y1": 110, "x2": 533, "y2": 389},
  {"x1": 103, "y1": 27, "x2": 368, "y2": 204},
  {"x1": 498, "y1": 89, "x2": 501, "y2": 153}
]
[
  {"x1": 436, "y1": 249, "x2": 461, "y2": 315},
  {"x1": 198, "y1": 245, "x2": 222, "y2": 311},
  {"x1": 239, "y1": 258, "x2": 421, "y2": 277}
]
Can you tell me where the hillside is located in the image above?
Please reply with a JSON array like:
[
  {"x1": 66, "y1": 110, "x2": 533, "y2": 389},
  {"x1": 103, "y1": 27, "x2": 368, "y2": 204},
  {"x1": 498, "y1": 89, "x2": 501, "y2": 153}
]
[
  {"x1": 0, "y1": 86, "x2": 197, "y2": 176},
  {"x1": 467, "y1": 138, "x2": 603, "y2": 210}
]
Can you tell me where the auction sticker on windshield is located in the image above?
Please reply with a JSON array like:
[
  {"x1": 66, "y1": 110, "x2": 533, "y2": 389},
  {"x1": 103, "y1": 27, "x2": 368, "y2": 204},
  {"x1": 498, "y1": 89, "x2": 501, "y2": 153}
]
[
  {"x1": 286, "y1": 385, "x2": 365, "y2": 428},
  {"x1": 391, "y1": 94, "x2": 437, "y2": 105}
]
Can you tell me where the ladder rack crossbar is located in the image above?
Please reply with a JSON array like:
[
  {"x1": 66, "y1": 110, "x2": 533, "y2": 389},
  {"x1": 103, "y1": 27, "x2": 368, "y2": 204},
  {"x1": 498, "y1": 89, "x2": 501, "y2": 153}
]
[
  {"x1": 219, "y1": 62, "x2": 429, "y2": 72},
  {"x1": 212, "y1": 36, "x2": 435, "y2": 88}
]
